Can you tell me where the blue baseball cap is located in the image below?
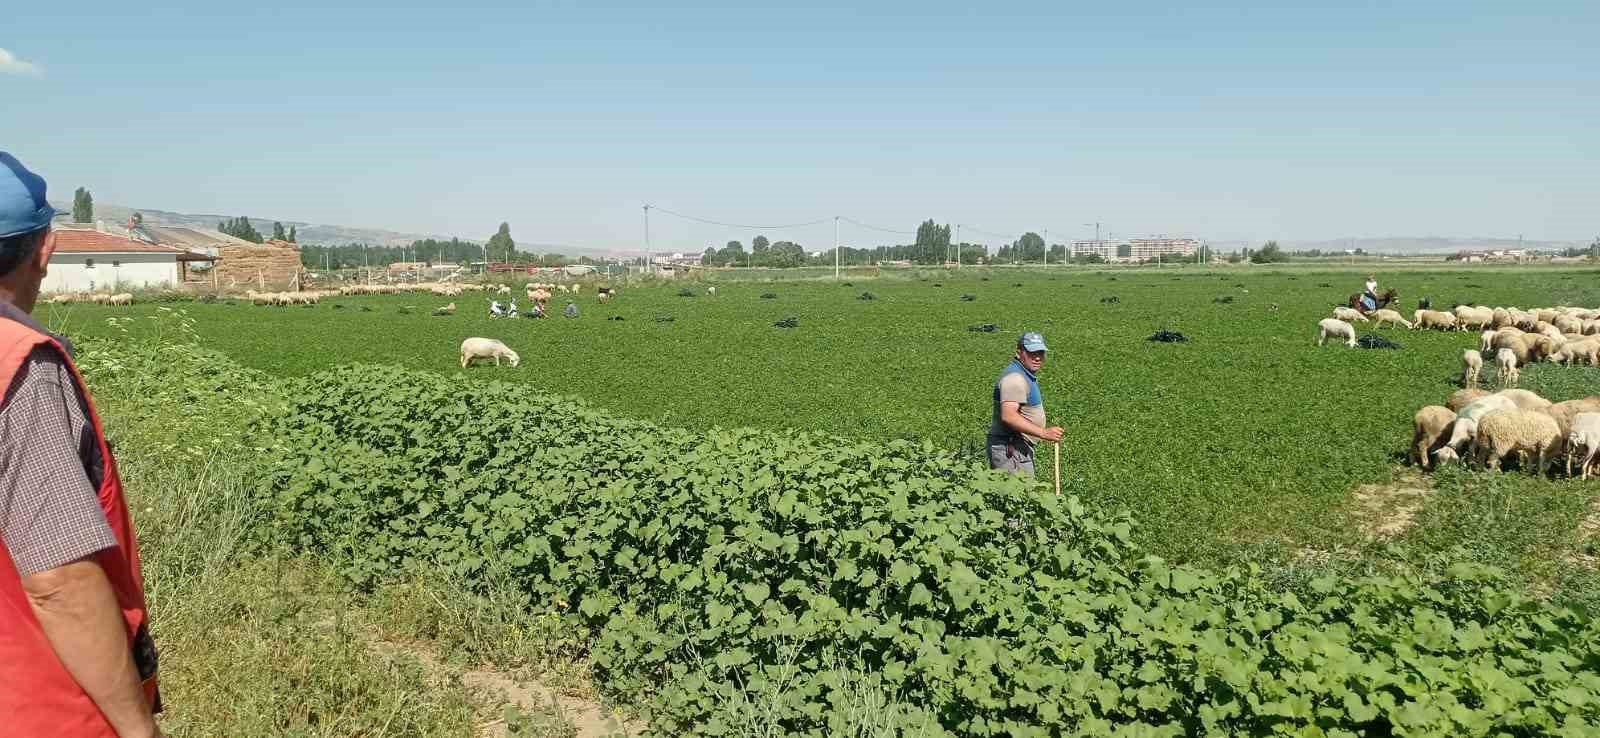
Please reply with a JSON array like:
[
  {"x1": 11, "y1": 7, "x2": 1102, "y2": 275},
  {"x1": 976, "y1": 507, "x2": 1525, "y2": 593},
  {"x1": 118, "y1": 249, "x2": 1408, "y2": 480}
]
[
  {"x1": 1019, "y1": 332, "x2": 1048, "y2": 352},
  {"x1": 0, "y1": 152, "x2": 55, "y2": 238}
]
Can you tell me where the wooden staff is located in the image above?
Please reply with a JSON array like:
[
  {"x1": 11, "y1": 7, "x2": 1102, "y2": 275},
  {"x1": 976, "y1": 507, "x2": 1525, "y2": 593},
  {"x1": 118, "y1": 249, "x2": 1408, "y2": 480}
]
[{"x1": 1053, "y1": 441, "x2": 1061, "y2": 497}]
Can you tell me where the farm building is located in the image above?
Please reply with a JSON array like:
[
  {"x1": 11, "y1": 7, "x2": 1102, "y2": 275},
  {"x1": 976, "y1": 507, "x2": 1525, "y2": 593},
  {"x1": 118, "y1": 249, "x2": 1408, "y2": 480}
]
[{"x1": 42, "y1": 224, "x2": 218, "y2": 293}]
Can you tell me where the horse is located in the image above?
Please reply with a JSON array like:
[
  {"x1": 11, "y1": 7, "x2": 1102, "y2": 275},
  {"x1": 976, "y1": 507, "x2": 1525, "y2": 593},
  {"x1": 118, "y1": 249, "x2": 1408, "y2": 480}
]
[{"x1": 1347, "y1": 288, "x2": 1398, "y2": 315}]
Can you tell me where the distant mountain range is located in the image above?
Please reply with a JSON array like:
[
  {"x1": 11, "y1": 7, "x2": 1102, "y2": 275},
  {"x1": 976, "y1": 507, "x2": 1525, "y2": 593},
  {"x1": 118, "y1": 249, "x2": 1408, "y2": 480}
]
[
  {"x1": 51, "y1": 201, "x2": 1589, "y2": 257},
  {"x1": 48, "y1": 201, "x2": 607, "y2": 256}
]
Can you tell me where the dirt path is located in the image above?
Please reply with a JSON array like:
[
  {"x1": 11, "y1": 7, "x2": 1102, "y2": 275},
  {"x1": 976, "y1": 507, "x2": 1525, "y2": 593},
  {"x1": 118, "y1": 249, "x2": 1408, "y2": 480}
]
[
  {"x1": 1349, "y1": 469, "x2": 1434, "y2": 541},
  {"x1": 371, "y1": 639, "x2": 643, "y2": 738}
]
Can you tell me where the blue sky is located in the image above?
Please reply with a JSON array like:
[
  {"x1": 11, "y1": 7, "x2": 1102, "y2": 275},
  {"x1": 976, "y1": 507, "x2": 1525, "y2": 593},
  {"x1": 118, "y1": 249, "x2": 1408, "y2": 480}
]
[{"x1": 4, "y1": 1, "x2": 1595, "y2": 252}]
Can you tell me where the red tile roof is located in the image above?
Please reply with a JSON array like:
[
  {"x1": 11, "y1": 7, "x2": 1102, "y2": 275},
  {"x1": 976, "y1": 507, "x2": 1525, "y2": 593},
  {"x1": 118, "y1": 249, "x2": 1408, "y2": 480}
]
[{"x1": 51, "y1": 228, "x2": 200, "y2": 255}]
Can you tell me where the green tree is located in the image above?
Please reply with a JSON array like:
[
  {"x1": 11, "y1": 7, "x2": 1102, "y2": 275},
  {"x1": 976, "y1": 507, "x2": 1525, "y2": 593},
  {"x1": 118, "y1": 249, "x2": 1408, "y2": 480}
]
[
  {"x1": 913, "y1": 220, "x2": 951, "y2": 264},
  {"x1": 1013, "y1": 232, "x2": 1045, "y2": 262},
  {"x1": 485, "y1": 222, "x2": 515, "y2": 263},
  {"x1": 272, "y1": 221, "x2": 287, "y2": 240},
  {"x1": 752, "y1": 235, "x2": 771, "y2": 253},
  {"x1": 1250, "y1": 240, "x2": 1290, "y2": 264},
  {"x1": 219, "y1": 216, "x2": 264, "y2": 243},
  {"x1": 72, "y1": 187, "x2": 93, "y2": 223},
  {"x1": 717, "y1": 240, "x2": 746, "y2": 266},
  {"x1": 131, "y1": 211, "x2": 143, "y2": 226},
  {"x1": 288, "y1": 225, "x2": 297, "y2": 243}
]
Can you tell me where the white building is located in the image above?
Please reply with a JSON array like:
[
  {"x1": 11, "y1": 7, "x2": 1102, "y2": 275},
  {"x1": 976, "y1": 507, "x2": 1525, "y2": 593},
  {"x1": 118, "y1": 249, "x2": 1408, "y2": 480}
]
[
  {"x1": 42, "y1": 225, "x2": 217, "y2": 293},
  {"x1": 1070, "y1": 237, "x2": 1202, "y2": 263}
]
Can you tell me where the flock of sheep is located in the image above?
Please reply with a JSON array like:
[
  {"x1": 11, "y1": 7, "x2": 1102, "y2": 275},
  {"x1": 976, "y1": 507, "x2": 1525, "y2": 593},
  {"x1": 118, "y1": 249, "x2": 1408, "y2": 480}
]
[
  {"x1": 46, "y1": 291, "x2": 134, "y2": 306},
  {"x1": 1400, "y1": 302, "x2": 1600, "y2": 479}
]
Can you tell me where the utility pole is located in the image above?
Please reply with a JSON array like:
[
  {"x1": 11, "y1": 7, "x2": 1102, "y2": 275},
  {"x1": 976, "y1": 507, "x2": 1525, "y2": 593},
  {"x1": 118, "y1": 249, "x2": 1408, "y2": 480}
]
[
  {"x1": 956, "y1": 224, "x2": 962, "y2": 268},
  {"x1": 643, "y1": 205, "x2": 651, "y2": 277},
  {"x1": 1043, "y1": 228, "x2": 1049, "y2": 266},
  {"x1": 834, "y1": 216, "x2": 840, "y2": 280}
]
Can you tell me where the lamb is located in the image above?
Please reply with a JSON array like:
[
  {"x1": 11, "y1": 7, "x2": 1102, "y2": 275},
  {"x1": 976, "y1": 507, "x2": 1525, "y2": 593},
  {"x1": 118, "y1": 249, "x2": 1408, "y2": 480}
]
[
  {"x1": 496, "y1": 285, "x2": 511, "y2": 295},
  {"x1": 1446, "y1": 387, "x2": 1490, "y2": 412},
  {"x1": 1552, "y1": 338, "x2": 1600, "y2": 366},
  {"x1": 459, "y1": 337, "x2": 520, "y2": 368},
  {"x1": 1332, "y1": 306, "x2": 1369, "y2": 323},
  {"x1": 1316, "y1": 318, "x2": 1357, "y2": 347},
  {"x1": 1460, "y1": 349, "x2": 1483, "y2": 387},
  {"x1": 1474, "y1": 409, "x2": 1562, "y2": 473},
  {"x1": 598, "y1": 291, "x2": 611, "y2": 304},
  {"x1": 707, "y1": 286, "x2": 717, "y2": 296},
  {"x1": 432, "y1": 302, "x2": 456, "y2": 316},
  {"x1": 1478, "y1": 329, "x2": 1497, "y2": 353},
  {"x1": 1495, "y1": 348, "x2": 1519, "y2": 388},
  {"x1": 1367, "y1": 308, "x2": 1412, "y2": 329},
  {"x1": 1412, "y1": 309, "x2": 1459, "y2": 331},
  {"x1": 1411, "y1": 405, "x2": 1457, "y2": 470},
  {"x1": 1567, "y1": 412, "x2": 1600, "y2": 479},
  {"x1": 1452, "y1": 305, "x2": 1494, "y2": 330}
]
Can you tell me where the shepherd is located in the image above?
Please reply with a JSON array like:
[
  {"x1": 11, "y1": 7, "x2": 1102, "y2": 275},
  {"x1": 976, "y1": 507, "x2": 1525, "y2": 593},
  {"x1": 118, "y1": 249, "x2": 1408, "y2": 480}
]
[
  {"x1": 986, "y1": 332, "x2": 1064, "y2": 476},
  {"x1": 1347, "y1": 277, "x2": 1397, "y2": 315}
]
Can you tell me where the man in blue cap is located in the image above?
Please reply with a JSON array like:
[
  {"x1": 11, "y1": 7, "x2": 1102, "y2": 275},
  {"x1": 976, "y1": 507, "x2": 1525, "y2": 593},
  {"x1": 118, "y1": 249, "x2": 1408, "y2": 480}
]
[
  {"x1": 987, "y1": 331, "x2": 1063, "y2": 475},
  {"x1": 0, "y1": 152, "x2": 163, "y2": 737}
]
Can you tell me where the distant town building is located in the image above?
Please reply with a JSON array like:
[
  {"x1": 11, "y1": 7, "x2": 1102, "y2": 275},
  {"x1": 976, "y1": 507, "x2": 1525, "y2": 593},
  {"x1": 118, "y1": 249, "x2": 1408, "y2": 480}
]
[{"x1": 1070, "y1": 237, "x2": 1201, "y2": 263}]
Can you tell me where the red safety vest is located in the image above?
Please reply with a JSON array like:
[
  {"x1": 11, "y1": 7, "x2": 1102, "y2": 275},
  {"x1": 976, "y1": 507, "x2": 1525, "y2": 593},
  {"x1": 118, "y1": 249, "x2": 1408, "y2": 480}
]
[{"x1": 0, "y1": 316, "x2": 158, "y2": 736}]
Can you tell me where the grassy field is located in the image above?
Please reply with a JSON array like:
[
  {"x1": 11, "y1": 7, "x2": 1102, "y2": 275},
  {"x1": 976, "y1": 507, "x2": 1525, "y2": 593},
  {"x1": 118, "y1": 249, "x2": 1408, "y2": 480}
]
[{"x1": 50, "y1": 264, "x2": 1600, "y2": 570}]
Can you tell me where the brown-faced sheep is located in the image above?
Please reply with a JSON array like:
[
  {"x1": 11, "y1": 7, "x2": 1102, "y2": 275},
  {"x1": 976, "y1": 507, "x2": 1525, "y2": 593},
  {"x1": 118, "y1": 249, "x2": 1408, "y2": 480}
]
[
  {"x1": 1412, "y1": 405, "x2": 1457, "y2": 470},
  {"x1": 1474, "y1": 409, "x2": 1562, "y2": 473}
]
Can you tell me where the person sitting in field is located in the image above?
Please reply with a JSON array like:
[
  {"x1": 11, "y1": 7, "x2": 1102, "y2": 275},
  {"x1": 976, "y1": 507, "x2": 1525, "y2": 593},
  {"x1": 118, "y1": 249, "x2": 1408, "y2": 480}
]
[
  {"x1": 489, "y1": 300, "x2": 504, "y2": 318},
  {"x1": 506, "y1": 299, "x2": 519, "y2": 318},
  {"x1": 1361, "y1": 275, "x2": 1379, "y2": 312},
  {"x1": 563, "y1": 301, "x2": 578, "y2": 319},
  {"x1": 529, "y1": 302, "x2": 546, "y2": 319}
]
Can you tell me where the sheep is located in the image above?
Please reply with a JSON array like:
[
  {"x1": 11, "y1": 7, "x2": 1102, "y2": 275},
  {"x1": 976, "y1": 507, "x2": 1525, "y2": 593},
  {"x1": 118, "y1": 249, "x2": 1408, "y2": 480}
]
[
  {"x1": 107, "y1": 293, "x2": 134, "y2": 306},
  {"x1": 598, "y1": 291, "x2": 611, "y2": 304},
  {"x1": 1411, "y1": 405, "x2": 1457, "y2": 470},
  {"x1": 1478, "y1": 330, "x2": 1497, "y2": 354},
  {"x1": 1441, "y1": 394, "x2": 1520, "y2": 456},
  {"x1": 1491, "y1": 307, "x2": 1514, "y2": 329},
  {"x1": 496, "y1": 285, "x2": 511, "y2": 295},
  {"x1": 1316, "y1": 318, "x2": 1357, "y2": 347},
  {"x1": 1554, "y1": 315, "x2": 1584, "y2": 335},
  {"x1": 1567, "y1": 412, "x2": 1600, "y2": 479},
  {"x1": 1495, "y1": 348, "x2": 1520, "y2": 388},
  {"x1": 1452, "y1": 305, "x2": 1494, "y2": 331},
  {"x1": 1490, "y1": 332, "x2": 1530, "y2": 366},
  {"x1": 707, "y1": 285, "x2": 716, "y2": 296},
  {"x1": 460, "y1": 337, "x2": 519, "y2": 368},
  {"x1": 1543, "y1": 398, "x2": 1600, "y2": 440},
  {"x1": 1332, "y1": 306, "x2": 1369, "y2": 323},
  {"x1": 1553, "y1": 338, "x2": 1600, "y2": 366},
  {"x1": 1494, "y1": 388, "x2": 1552, "y2": 412},
  {"x1": 1412, "y1": 309, "x2": 1459, "y2": 331},
  {"x1": 1431, "y1": 446, "x2": 1461, "y2": 466},
  {"x1": 1534, "y1": 308, "x2": 1560, "y2": 324},
  {"x1": 1370, "y1": 308, "x2": 1412, "y2": 329},
  {"x1": 1529, "y1": 335, "x2": 1565, "y2": 363},
  {"x1": 1460, "y1": 349, "x2": 1483, "y2": 388},
  {"x1": 1446, "y1": 387, "x2": 1490, "y2": 412},
  {"x1": 1474, "y1": 409, "x2": 1562, "y2": 473},
  {"x1": 1585, "y1": 319, "x2": 1600, "y2": 336},
  {"x1": 432, "y1": 302, "x2": 456, "y2": 316}
]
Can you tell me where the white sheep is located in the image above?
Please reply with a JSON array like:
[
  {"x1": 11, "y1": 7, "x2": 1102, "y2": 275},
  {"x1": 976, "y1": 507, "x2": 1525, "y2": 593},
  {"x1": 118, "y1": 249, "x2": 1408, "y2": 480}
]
[
  {"x1": 1567, "y1": 412, "x2": 1600, "y2": 480},
  {"x1": 1371, "y1": 309, "x2": 1412, "y2": 329},
  {"x1": 707, "y1": 286, "x2": 717, "y2": 296},
  {"x1": 1441, "y1": 394, "x2": 1520, "y2": 456},
  {"x1": 1495, "y1": 348, "x2": 1519, "y2": 388},
  {"x1": 1332, "y1": 306, "x2": 1368, "y2": 323},
  {"x1": 1316, "y1": 318, "x2": 1357, "y2": 348},
  {"x1": 459, "y1": 337, "x2": 520, "y2": 368},
  {"x1": 1460, "y1": 349, "x2": 1482, "y2": 388},
  {"x1": 1478, "y1": 329, "x2": 1496, "y2": 354},
  {"x1": 1446, "y1": 387, "x2": 1490, "y2": 412},
  {"x1": 598, "y1": 291, "x2": 611, "y2": 304},
  {"x1": 1474, "y1": 409, "x2": 1562, "y2": 473},
  {"x1": 1552, "y1": 338, "x2": 1600, "y2": 366},
  {"x1": 496, "y1": 285, "x2": 511, "y2": 295},
  {"x1": 1491, "y1": 332, "x2": 1530, "y2": 366},
  {"x1": 1494, "y1": 388, "x2": 1551, "y2": 412},
  {"x1": 1411, "y1": 405, "x2": 1457, "y2": 470},
  {"x1": 1430, "y1": 446, "x2": 1461, "y2": 466},
  {"x1": 1412, "y1": 309, "x2": 1459, "y2": 331},
  {"x1": 1452, "y1": 305, "x2": 1494, "y2": 331}
]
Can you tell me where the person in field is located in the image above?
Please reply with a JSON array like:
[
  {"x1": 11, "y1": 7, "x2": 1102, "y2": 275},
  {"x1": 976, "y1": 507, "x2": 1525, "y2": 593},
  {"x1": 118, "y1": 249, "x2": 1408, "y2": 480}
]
[
  {"x1": 0, "y1": 151, "x2": 164, "y2": 737},
  {"x1": 987, "y1": 332, "x2": 1064, "y2": 475},
  {"x1": 489, "y1": 299, "x2": 504, "y2": 317},
  {"x1": 1361, "y1": 274, "x2": 1379, "y2": 312}
]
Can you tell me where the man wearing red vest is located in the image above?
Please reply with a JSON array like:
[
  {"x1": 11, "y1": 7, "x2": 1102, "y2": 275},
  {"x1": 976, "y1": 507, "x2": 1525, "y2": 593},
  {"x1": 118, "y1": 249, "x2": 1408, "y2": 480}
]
[{"x1": 0, "y1": 152, "x2": 162, "y2": 737}]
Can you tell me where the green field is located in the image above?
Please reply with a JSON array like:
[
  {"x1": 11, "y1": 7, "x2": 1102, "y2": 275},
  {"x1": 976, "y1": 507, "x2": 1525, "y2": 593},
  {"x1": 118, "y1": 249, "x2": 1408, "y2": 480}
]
[{"x1": 49, "y1": 264, "x2": 1600, "y2": 567}]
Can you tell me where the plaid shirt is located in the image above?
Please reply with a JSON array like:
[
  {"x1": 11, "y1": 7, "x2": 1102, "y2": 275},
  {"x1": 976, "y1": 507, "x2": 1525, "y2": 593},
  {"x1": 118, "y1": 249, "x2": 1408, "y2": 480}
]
[{"x1": 0, "y1": 300, "x2": 115, "y2": 577}]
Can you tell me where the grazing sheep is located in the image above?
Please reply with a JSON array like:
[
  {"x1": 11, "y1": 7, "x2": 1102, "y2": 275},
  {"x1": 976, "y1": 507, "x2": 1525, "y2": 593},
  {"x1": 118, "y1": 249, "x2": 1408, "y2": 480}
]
[
  {"x1": 1431, "y1": 446, "x2": 1461, "y2": 466},
  {"x1": 496, "y1": 285, "x2": 511, "y2": 295},
  {"x1": 1567, "y1": 413, "x2": 1600, "y2": 479},
  {"x1": 1529, "y1": 335, "x2": 1565, "y2": 363},
  {"x1": 1490, "y1": 332, "x2": 1530, "y2": 366},
  {"x1": 1332, "y1": 307, "x2": 1369, "y2": 323},
  {"x1": 1552, "y1": 338, "x2": 1600, "y2": 366},
  {"x1": 707, "y1": 286, "x2": 716, "y2": 296},
  {"x1": 1441, "y1": 394, "x2": 1521, "y2": 456},
  {"x1": 1493, "y1": 388, "x2": 1552, "y2": 412},
  {"x1": 432, "y1": 302, "x2": 456, "y2": 316},
  {"x1": 460, "y1": 337, "x2": 519, "y2": 368},
  {"x1": 1412, "y1": 405, "x2": 1457, "y2": 470},
  {"x1": 1452, "y1": 305, "x2": 1494, "y2": 331},
  {"x1": 598, "y1": 291, "x2": 611, "y2": 304},
  {"x1": 1474, "y1": 409, "x2": 1562, "y2": 473},
  {"x1": 1491, "y1": 307, "x2": 1513, "y2": 329},
  {"x1": 1495, "y1": 348, "x2": 1520, "y2": 388},
  {"x1": 1371, "y1": 308, "x2": 1412, "y2": 329},
  {"x1": 1478, "y1": 329, "x2": 1497, "y2": 353},
  {"x1": 1446, "y1": 387, "x2": 1490, "y2": 412},
  {"x1": 1460, "y1": 349, "x2": 1483, "y2": 387},
  {"x1": 1316, "y1": 318, "x2": 1357, "y2": 347},
  {"x1": 1412, "y1": 309, "x2": 1459, "y2": 331}
]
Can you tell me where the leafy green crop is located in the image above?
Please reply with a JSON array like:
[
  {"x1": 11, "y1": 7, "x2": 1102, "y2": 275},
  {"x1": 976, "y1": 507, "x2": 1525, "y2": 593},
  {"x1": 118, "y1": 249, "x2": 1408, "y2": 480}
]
[{"x1": 262, "y1": 364, "x2": 1600, "y2": 737}]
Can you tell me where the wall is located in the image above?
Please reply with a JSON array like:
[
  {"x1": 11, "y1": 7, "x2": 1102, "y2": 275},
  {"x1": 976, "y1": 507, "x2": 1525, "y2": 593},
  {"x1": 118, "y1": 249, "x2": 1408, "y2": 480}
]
[{"x1": 44, "y1": 252, "x2": 179, "y2": 293}]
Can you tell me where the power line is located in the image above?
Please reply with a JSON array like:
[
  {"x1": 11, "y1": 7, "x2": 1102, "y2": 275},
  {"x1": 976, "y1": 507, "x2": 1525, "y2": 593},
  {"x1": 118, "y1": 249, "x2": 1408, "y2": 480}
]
[
  {"x1": 839, "y1": 216, "x2": 915, "y2": 236},
  {"x1": 648, "y1": 205, "x2": 832, "y2": 231},
  {"x1": 961, "y1": 224, "x2": 1017, "y2": 241}
]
